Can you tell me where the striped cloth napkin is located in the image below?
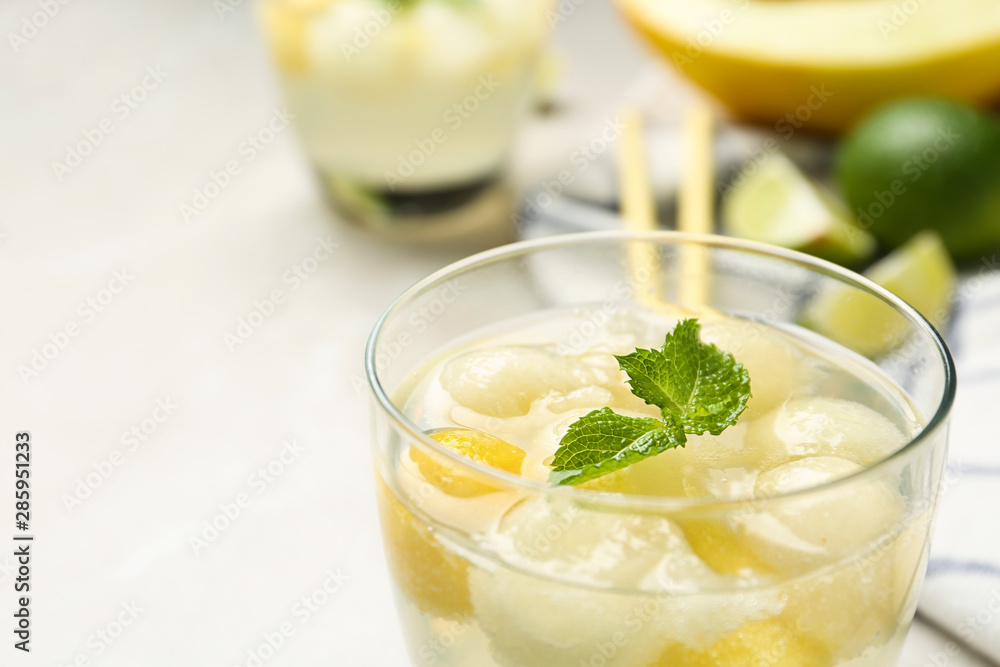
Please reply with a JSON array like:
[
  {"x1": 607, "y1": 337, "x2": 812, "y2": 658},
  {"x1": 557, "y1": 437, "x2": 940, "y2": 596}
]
[
  {"x1": 516, "y1": 126, "x2": 1000, "y2": 661},
  {"x1": 918, "y1": 265, "x2": 1000, "y2": 662}
]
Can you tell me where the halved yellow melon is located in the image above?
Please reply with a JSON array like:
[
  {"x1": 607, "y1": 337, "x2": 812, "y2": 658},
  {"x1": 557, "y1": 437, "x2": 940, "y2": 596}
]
[{"x1": 618, "y1": 0, "x2": 1000, "y2": 132}]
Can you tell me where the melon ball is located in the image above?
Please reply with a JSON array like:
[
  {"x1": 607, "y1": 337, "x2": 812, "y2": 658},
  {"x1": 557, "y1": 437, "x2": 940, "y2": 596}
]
[
  {"x1": 440, "y1": 346, "x2": 595, "y2": 418},
  {"x1": 744, "y1": 457, "x2": 903, "y2": 574},
  {"x1": 746, "y1": 397, "x2": 908, "y2": 469},
  {"x1": 701, "y1": 319, "x2": 810, "y2": 417}
]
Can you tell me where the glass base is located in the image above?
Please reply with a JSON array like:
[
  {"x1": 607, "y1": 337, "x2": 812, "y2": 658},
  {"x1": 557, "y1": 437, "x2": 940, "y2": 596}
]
[{"x1": 320, "y1": 171, "x2": 516, "y2": 245}]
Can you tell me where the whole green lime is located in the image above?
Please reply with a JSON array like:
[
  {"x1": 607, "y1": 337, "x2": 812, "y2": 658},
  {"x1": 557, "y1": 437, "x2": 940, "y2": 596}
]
[{"x1": 835, "y1": 97, "x2": 1000, "y2": 262}]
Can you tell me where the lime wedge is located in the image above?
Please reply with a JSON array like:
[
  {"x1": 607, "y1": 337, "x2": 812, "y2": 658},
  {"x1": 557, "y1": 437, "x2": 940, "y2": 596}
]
[
  {"x1": 805, "y1": 231, "x2": 956, "y2": 357},
  {"x1": 723, "y1": 152, "x2": 876, "y2": 266},
  {"x1": 866, "y1": 231, "x2": 957, "y2": 325}
]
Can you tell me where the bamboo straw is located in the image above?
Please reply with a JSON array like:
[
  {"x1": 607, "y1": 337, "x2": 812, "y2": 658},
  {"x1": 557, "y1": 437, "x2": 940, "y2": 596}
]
[
  {"x1": 677, "y1": 103, "x2": 715, "y2": 309},
  {"x1": 619, "y1": 105, "x2": 717, "y2": 316},
  {"x1": 619, "y1": 108, "x2": 663, "y2": 311}
]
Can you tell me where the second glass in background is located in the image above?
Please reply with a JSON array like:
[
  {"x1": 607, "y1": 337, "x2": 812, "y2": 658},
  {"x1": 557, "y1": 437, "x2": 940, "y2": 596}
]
[{"x1": 258, "y1": 0, "x2": 552, "y2": 239}]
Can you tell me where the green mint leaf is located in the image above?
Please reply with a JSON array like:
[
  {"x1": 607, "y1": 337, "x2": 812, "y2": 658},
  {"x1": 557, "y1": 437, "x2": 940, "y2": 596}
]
[
  {"x1": 548, "y1": 408, "x2": 686, "y2": 486},
  {"x1": 615, "y1": 319, "x2": 750, "y2": 436},
  {"x1": 547, "y1": 319, "x2": 751, "y2": 486}
]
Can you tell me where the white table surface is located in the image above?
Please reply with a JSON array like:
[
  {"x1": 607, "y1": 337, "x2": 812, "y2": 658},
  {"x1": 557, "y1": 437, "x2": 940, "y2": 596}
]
[{"x1": 1, "y1": 0, "x2": 987, "y2": 665}]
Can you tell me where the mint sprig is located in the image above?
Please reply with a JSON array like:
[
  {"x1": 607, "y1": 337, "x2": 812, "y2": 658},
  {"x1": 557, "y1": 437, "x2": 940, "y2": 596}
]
[
  {"x1": 616, "y1": 319, "x2": 750, "y2": 436},
  {"x1": 548, "y1": 319, "x2": 750, "y2": 486},
  {"x1": 548, "y1": 409, "x2": 685, "y2": 486}
]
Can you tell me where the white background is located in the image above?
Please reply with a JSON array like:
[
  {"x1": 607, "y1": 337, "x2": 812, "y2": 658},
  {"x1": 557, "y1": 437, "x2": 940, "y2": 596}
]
[{"x1": 0, "y1": 0, "x2": 989, "y2": 665}]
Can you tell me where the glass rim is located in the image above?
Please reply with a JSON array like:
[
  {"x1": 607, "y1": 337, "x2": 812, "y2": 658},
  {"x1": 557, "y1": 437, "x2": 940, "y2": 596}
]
[{"x1": 365, "y1": 230, "x2": 956, "y2": 511}]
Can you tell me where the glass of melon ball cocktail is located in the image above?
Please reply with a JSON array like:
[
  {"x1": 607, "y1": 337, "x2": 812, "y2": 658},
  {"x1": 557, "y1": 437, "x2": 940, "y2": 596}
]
[
  {"x1": 257, "y1": 0, "x2": 551, "y2": 236},
  {"x1": 365, "y1": 231, "x2": 955, "y2": 667}
]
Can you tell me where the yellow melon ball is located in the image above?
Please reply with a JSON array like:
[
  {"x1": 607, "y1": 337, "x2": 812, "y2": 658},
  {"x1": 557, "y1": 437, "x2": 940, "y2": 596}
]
[
  {"x1": 374, "y1": 477, "x2": 472, "y2": 620},
  {"x1": 408, "y1": 428, "x2": 526, "y2": 497}
]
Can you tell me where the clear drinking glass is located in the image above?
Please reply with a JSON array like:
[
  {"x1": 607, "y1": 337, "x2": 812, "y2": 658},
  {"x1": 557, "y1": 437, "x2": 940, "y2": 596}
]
[
  {"x1": 257, "y1": 0, "x2": 551, "y2": 239},
  {"x1": 366, "y1": 231, "x2": 955, "y2": 666}
]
